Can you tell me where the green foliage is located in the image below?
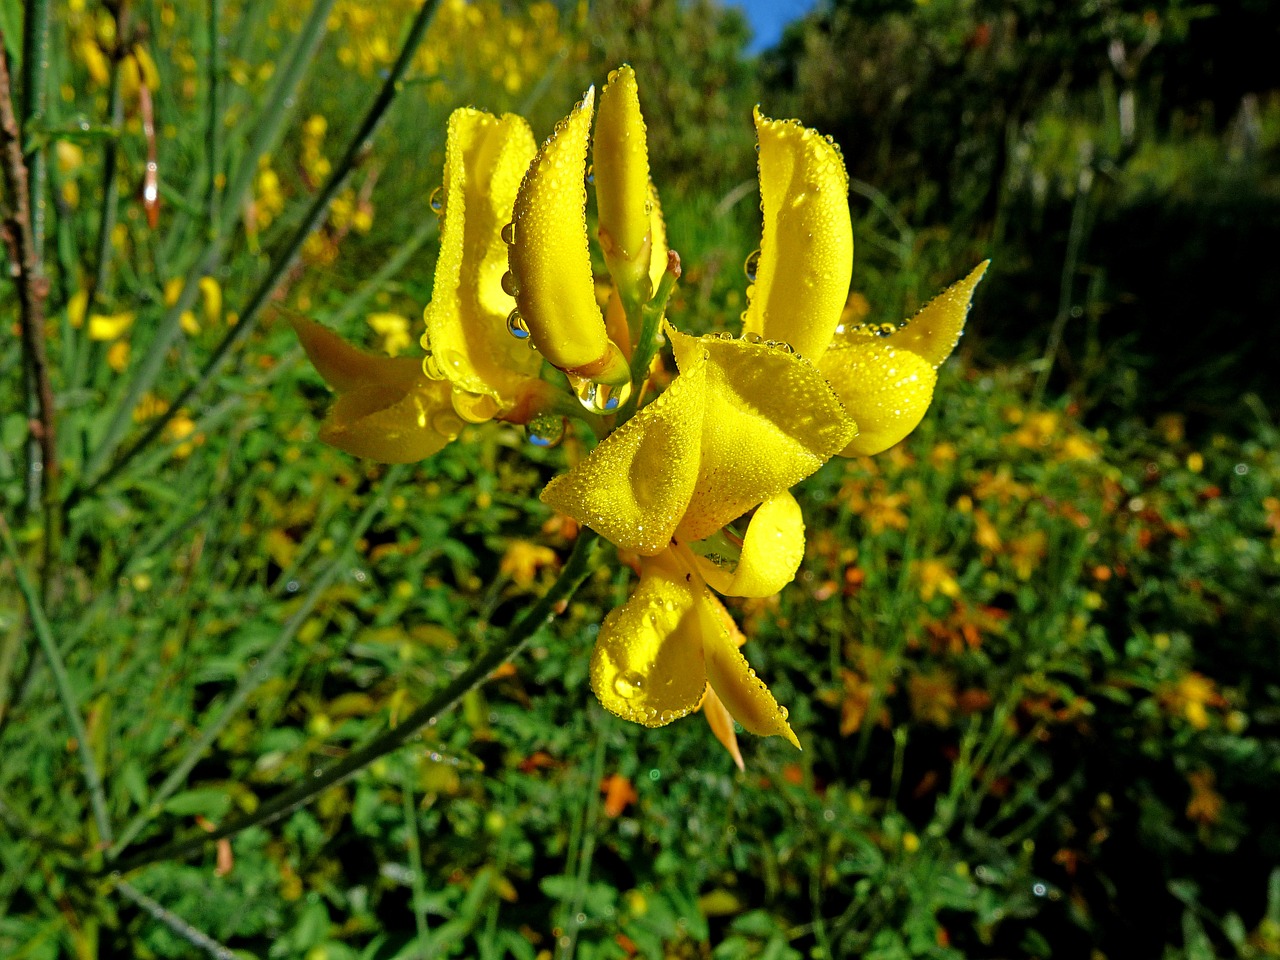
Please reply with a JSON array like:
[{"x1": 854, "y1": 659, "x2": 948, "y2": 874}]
[{"x1": 1, "y1": 1, "x2": 1278, "y2": 959}]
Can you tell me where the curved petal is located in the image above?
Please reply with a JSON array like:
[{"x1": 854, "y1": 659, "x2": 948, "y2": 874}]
[
  {"x1": 647, "y1": 180, "x2": 668, "y2": 297},
  {"x1": 818, "y1": 341, "x2": 937, "y2": 457},
  {"x1": 885, "y1": 261, "x2": 989, "y2": 367},
  {"x1": 702, "y1": 686, "x2": 745, "y2": 772},
  {"x1": 695, "y1": 491, "x2": 806, "y2": 598},
  {"x1": 702, "y1": 591, "x2": 800, "y2": 748},
  {"x1": 540, "y1": 346, "x2": 708, "y2": 554},
  {"x1": 594, "y1": 65, "x2": 652, "y2": 298},
  {"x1": 293, "y1": 317, "x2": 390, "y2": 392},
  {"x1": 509, "y1": 88, "x2": 614, "y2": 375},
  {"x1": 590, "y1": 549, "x2": 710, "y2": 727},
  {"x1": 743, "y1": 110, "x2": 852, "y2": 362},
  {"x1": 320, "y1": 366, "x2": 458, "y2": 463},
  {"x1": 423, "y1": 109, "x2": 540, "y2": 404},
  {"x1": 668, "y1": 328, "x2": 857, "y2": 543}
]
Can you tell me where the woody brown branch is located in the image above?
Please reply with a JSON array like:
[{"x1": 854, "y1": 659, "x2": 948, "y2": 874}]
[{"x1": 0, "y1": 33, "x2": 59, "y2": 528}]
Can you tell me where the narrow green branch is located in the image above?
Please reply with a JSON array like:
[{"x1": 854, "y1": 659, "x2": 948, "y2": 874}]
[
  {"x1": 79, "y1": 0, "x2": 442, "y2": 500},
  {"x1": 0, "y1": 515, "x2": 112, "y2": 849},
  {"x1": 107, "y1": 464, "x2": 409, "y2": 858},
  {"x1": 615, "y1": 251, "x2": 681, "y2": 425},
  {"x1": 113, "y1": 529, "x2": 599, "y2": 874},
  {"x1": 114, "y1": 880, "x2": 238, "y2": 960}
]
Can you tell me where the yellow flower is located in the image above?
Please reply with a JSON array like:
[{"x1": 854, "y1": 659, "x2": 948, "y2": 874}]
[
  {"x1": 914, "y1": 558, "x2": 961, "y2": 601},
  {"x1": 366, "y1": 313, "x2": 412, "y2": 356},
  {"x1": 499, "y1": 540, "x2": 559, "y2": 588},
  {"x1": 89, "y1": 311, "x2": 135, "y2": 341},
  {"x1": 296, "y1": 107, "x2": 547, "y2": 461}
]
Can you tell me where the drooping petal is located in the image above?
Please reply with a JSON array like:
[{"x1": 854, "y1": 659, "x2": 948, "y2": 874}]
[
  {"x1": 590, "y1": 549, "x2": 711, "y2": 727},
  {"x1": 510, "y1": 88, "x2": 623, "y2": 380},
  {"x1": 594, "y1": 65, "x2": 653, "y2": 299},
  {"x1": 702, "y1": 685, "x2": 745, "y2": 771},
  {"x1": 818, "y1": 340, "x2": 937, "y2": 457},
  {"x1": 668, "y1": 328, "x2": 857, "y2": 543},
  {"x1": 293, "y1": 317, "x2": 393, "y2": 392},
  {"x1": 540, "y1": 347, "x2": 708, "y2": 554},
  {"x1": 742, "y1": 109, "x2": 852, "y2": 362},
  {"x1": 702, "y1": 591, "x2": 800, "y2": 748},
  {"x1": 886, "y1": 261, "x2": 989, "y2": 367},
  {"x1": 423, "y1": 109, "x2": 540, "y2": 404},
  {"x1": 321, "y1": 373, "x2": 458, "y2": 463},
  {"x1": 694, "y1": 492, "x2": 806, "y2": 598}
]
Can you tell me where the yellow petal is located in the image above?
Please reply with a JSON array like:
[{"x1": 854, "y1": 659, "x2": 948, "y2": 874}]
[
  {"x1": 199, "y1": 276, "x2": 222, "y2": 325},
  {"x1": 743, "y1": 110, "x2": 852, "y2": 362},
  {"x1": 423, "y1": 108, "x2": 540, "y2": 403},
  {"x1": 321, "y1": 370, "x2": 457, "y2": 463},
  {"x1": 594, "y1": 65, "x2": 653, "y2": 298},
  {"x1": 888, "y1": 261, "x2": 989, "y2": 367},
  {"x1": 694, "y1": 492, "x2": 805, "y2": 598},
  {"x1": 818, "y1": 340, "x2": 937, "y2": 456},
  {"x1": 702, "y1": 685, "x2": 745, "y2": 771},
  {"x1": 590, "y1": 550, "x2": 710, "y2": 727},
  {"x1": 509, "y1": 88, "x2": 613, "y2": 374},
  {"x1": 647, "y1": 180, "x2": 668, "y2": 297},
  {"x1": 292, "y1": 317, "x2": 392, "y2": 392},
  {"x1": 702, "y1": 600, "x2": 800, "y2": 748},
  {"x1": 88, "y1": 312, "x2": 134, "y2": 341},
  {"x1": 540, "y1": 348, "x2": 708, "y2": 554},
  {"x1": 668, "y1": 328, "x2": 857, "y2": 543}
]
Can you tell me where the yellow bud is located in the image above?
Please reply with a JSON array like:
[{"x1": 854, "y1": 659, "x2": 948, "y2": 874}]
[
  {"x1": 594, "y1": 65, "x2": 652, "y2": 300},
  {"x1": 510, "y1": 87, "x2": 626, "y2": 384}
]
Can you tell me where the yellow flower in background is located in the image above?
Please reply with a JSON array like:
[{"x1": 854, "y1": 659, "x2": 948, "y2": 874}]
[
  {"x1": 366, "y1": 313, "x2": 412, "y2": 357},
  {"x1": 89, "y1": 311, "x2": 135, "y2": 341}
]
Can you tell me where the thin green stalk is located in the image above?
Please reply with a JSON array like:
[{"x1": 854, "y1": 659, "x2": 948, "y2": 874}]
[
  {"x1": 113, "y1": 529, "x2": 599, "y2": 873},
  {"x1": 402, "y1": 769, "x2": 433, "y2": 954},
  {"x1": 1033, "y1": 161, "x2": 1094, "y2": 407},
  {"x1": 0, "y1": 516, "x2": 112, "y2": 848},
  {"x1": 114, "y1": 880, "x2": 238, "y2": 960},
  {"x1": 107, "y1": 464, "x2": 408, "y2": 858},
  {"x1": 556, "y1": 727, "x2": 607, "y2": 960},
  {"x1": 85, "y1": 14, "x2": 126, "y2": 314},
  {"x1": 205, "y1": 0, "x2": 224, "y2": 233},
  {"x1": 20, "y1": 0, "x2": 49, "y2": 257},
  {"x1": 80, "y1": 0, "x2": 440, "y2": 499},
  {"x1": 323, "y1": 214, "x2": 438, "y2": 329},
  {"x1": 81, "y1": 0, "x2": 339, "y2": 487},
  {"x1": 615, "y1": 255, "x2": 680, "y2": 425}
]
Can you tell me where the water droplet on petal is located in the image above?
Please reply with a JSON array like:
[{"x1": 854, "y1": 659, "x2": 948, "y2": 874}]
[
  {"x1": 506, "y1": 308, "x2": 529, "y2": 339},
  {"x1": 613, "y1": 671, "x2": 645, "y2": 699},
  {"x1": 585, "y1": 164, "x2": 594, "y2": 185},
  {"x1": 431, "y1": 410, "x2": 464, "y2": 440},
  {"x1": 526, "y1": 413, "x2": 565, "y2": 448},
  {"x1": 500, "y1": 221, "x2": 516, "y2": 245},
  {"x1": 428, "y1": 186, "x2": 444, "y2": 214},
  {"x1": 573, "y1": 376, "x2": 632, "y2": 414},
  {"x1": 743, "y1": 248, "x2": 761, "y2": 282},
  {"x1": 451, "y1": 391, "x2": 499, "y2": 424},
  {"x1": 423, "y1": 351, "x2": 446, "y2": 380}
]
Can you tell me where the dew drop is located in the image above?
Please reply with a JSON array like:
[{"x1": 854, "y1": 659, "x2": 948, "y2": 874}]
[
  {"x1": 431, "y1": 411, "x2": 464, "y2": 440},
  {"x1": 612, "y1": 671, "x2": 645, "y2": 699},
  {"x1": 428, "y1": 186, "x2": 444, "y2": 214},
  {"x1": 501, "y1": 271, "x2": 519, "y2": 298},
  {"x1": 743, "y1": 248, "x2": 761, "y2": 282},
  {"x1": 585, "y1": 164, "x2": 594, "y2": 185},
  {"x1": 422, "y1": 351, "x2": 447, "y2": 380},
  {"x1": 573, "y1": 376, "x2": 632, "y2": 414},
  {"x1": 451, "y1": 391, "x2": 500, "y2": 424},
  {"x1": 500, "y1": 221, "x2": 516, "y2": 245},
  {"x1": 506, "y1": 308, "x2": 530, "y2": 340},
  {"x1": 526, "y1": 413, "x2": 565, "y2": 448}
]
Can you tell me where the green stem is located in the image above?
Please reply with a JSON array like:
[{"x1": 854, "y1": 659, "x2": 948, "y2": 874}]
[
  {"x1": 1033, "y1": 161, "x2": 1094, "y2": 407},
  {"x1": 114, "y1": 880, "x2": 238, "y2": 960},
  {"x1": 107, "y1": 464, "x2": 408, "y2": 858},
  {"x1": 20, "y1": 0, "x2": 49, "y2": 258},
  {"x1": 615, "y1": 255, "x2": 680, "y2": 425},
  {"x1": 85, "y1": 5, "x2": 128, "y2": 314},
  {"x1": 204, "y1": 0, "x2": 224, "y2": 234},
  {"x1": 0, "y1": 515, "x2": 112, "y2": 848},
  {"x1": 79, "y1": 0, "x2": 441, "y2": 500},
  {"x1": 80, "y1": 0, "x2": 339, "y2": 488},
  {"x1": 113, "y1": 529, "x2": 599, "y2": 873}
]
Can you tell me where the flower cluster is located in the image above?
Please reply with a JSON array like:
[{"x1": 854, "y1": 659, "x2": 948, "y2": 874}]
[{"x1": 296, "y1": 66, "x2": 985, "y2": 756}]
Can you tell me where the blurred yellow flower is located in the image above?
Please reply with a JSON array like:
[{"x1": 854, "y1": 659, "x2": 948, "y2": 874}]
[
  {"x1": 499, "y1": 540, "x2": 559, "y2": 588},
  {"x1": 366, "y1": 313, "x2": 412, "y2": 357},
  {"x1": 914, "y1": 558, "x2": 961, "y2": 601},
  {"x1": 89, "y1": 311, "x2": 135, "y2": 341}
]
